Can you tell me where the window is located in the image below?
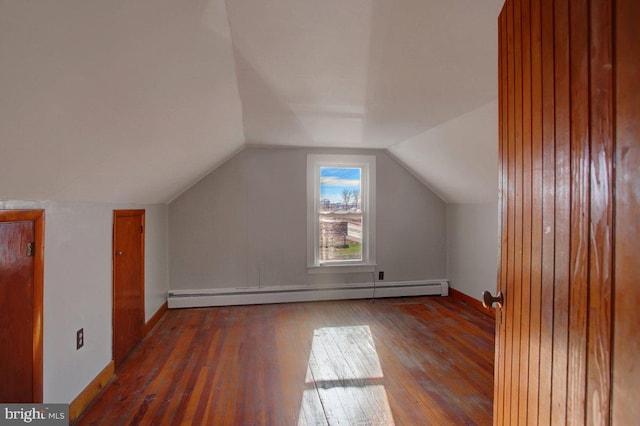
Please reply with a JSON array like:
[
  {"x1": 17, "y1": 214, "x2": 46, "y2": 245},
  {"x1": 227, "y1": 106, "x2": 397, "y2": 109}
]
[{"x1": 307, "y1": 154, "x2": 376, "y2": 272}]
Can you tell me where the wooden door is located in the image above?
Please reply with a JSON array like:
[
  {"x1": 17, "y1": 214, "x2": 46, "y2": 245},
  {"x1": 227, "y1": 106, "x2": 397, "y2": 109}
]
[
  {"x1": 0, "y1": 210, "x2": 44, "y2": 403},
  {"x1": 493, "y1": 0, "x2": 638, "y2": 424},
  {"x1": 611, "y1": 0, "x2": 640, "y2": 422},
  {"x1": 113, "y1": 210, "x2": 145, "y2": 367}
]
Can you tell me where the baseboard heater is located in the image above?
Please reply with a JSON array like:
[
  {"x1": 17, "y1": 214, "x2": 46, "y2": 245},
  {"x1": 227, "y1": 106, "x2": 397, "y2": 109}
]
[{"x1": 168, "y1": 280, "x2": 449, "y2": 309}]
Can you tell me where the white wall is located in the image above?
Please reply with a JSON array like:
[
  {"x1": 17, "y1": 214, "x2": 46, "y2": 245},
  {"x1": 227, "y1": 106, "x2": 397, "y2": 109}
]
[
  {"x1": 0, "y1": 200, "x2": 169, "y2": 404},
  {"x1": 390, "y1": 100, "x2": 500, "y2": 301},
  {"x1": 144, "y1": 207, "x2": 170, "y2": 317},
  {"x1": 446, "y1": 203, "x2": 499, "y2": 300},
  {"x1": 169, "y1": 147, "x2": 447, "y2": 291}
]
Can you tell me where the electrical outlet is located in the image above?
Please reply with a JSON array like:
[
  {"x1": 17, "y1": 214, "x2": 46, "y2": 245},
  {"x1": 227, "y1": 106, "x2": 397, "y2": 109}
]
[
  {"x1": 76, "y1": 328, "x2": 84, "y2": 350},
  {"x1": 378, "y1": 271, "x2": 384, "y2": 280}
]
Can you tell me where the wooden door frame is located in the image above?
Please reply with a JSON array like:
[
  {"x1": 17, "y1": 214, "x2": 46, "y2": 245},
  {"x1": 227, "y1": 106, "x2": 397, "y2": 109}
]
[
  {"x1": 0, "y1": 209, "x2": 44, "y2": 403},
  {"x1": 112, "y1": 210, "x2": 145, "y2": 365}
]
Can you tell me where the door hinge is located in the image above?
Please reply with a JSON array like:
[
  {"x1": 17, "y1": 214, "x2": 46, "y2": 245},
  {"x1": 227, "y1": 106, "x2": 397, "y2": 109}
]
[
  {"x1": 26, "y1": 242, "x2": 35, "y2": 257},
  {"x1": 140, "y1": 226, "x2": 144, "y2": 234}
]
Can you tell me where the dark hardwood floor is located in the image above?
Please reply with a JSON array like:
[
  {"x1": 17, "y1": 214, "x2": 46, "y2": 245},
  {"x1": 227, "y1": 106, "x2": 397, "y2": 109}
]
[{"x1": 76, "y1": 296, "x2": 494, "y2": 425}]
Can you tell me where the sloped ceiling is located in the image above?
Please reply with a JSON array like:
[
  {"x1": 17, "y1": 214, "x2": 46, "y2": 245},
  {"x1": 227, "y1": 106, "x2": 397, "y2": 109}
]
[
  {"x1": 228, "y1": 0, "x2": 502, "y2": 149},
  {"x1": 0, "y1": 0, "x2": 503, "y2": 204},
  {"x1": 0, "y1": 0, "x2": 244, "y2": 204},
  {"x1": 389, "y1": 100, "x2": 499, "y2": 204}
]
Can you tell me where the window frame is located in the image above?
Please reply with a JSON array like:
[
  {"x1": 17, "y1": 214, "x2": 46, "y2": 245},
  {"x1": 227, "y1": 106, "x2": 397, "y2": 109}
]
[{"x1": 306, "y1": 154, "x2": 376, "y2": 273}]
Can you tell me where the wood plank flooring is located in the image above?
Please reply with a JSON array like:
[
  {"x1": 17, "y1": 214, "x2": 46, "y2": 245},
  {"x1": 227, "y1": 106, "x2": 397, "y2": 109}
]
[{"x1": 76, "y1": 296, "x2": 494, "y2": 425}]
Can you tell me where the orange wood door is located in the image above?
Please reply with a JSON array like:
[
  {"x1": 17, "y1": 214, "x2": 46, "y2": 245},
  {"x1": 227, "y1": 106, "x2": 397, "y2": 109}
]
[
  {"x1": 113, "y1": 210, "x2": 145, "y2": 367},
  {"x1": 0, "y1": 221, "x2": 34, "y2": 402},
  {"x1": 0, "y1": 210, "x2": 43, "y2": 403},
  {"x1": 494, "y1": 0, "x2": 622, "y2": 424},
  {"x1": 612, "y1": 0, "x2": 640, "y2": 422}
]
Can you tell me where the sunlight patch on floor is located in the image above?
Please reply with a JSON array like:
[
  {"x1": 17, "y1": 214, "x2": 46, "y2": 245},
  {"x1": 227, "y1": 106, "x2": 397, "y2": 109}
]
[{"x1": 298, "y1": 325, "x2": 395, "y2": 425}]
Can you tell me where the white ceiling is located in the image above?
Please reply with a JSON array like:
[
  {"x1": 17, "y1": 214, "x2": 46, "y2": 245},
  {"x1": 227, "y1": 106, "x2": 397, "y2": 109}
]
[
  {"x1": 389, "y1": 100, "x2": 499, "y2": 204},
  {"x1": 227, "y1": 0, "x2": 502, "y2": 149},
  {"x1": 0, "y1": 0, "x2": 244, "y2": 204},
  {"x1": 0, "y1": 0, "x2": 503, "y2": 205}
]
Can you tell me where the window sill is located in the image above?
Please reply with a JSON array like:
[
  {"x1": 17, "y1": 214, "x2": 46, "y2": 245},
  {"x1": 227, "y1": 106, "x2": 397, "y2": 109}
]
[{"x1": 307, "y1": 264, "x2": 377, "y2": 274}]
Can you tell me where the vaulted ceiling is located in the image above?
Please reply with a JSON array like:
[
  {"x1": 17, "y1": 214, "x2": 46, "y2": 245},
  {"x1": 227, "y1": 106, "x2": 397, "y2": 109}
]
[{"x1": 0, "y1": 0, "x2": 503, "y2": 205}]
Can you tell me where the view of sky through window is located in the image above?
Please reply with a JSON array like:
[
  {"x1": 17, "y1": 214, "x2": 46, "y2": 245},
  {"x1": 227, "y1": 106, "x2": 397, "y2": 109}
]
[{"x1": 319, "y1": 167, "x2": 361, "y2": 203}]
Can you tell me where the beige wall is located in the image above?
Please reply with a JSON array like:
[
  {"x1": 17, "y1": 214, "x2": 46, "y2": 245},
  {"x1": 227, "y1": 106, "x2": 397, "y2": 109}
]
[{"x1": 169, "y1": 147, "x2": 447, "y2": 290}]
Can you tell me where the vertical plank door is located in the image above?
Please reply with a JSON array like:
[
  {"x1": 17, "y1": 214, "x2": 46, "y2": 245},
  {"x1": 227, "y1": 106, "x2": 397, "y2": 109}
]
[
  {"x1": 612, "y1": 0, "x2": 640, "y2": 423},
  {"x1": 492, "y1": 0, "x2": 638, "y2": 423},
  {"x1": 113, "y1": 210, "x2": 145, "y2": 367},
  {"x1": 0, "y1": 210, "x2": 44, "y2": 403},
  {"x1": 0, "y1": 221, "x2": 34, "y2": 402}
]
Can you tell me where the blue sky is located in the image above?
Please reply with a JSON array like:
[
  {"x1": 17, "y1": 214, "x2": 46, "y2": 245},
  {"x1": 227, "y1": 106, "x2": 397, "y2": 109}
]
[{"x1": 320, "y1": 167, "x2": 361, "y2": 202}]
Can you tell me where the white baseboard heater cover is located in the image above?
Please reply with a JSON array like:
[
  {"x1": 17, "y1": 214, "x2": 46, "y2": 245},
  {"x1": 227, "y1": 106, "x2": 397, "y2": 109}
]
[{"x1": 168, "y1": 280, "x2": 449, "y2": 309}]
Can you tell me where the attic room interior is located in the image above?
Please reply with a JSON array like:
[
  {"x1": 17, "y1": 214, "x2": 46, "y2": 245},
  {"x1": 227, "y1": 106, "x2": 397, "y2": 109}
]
[{"x1": 0, "y1": 0, "x2": 637, "y2": 425}]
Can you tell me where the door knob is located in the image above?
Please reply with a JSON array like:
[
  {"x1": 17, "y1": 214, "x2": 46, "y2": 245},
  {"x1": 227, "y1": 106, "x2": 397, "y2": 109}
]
[
  {"x1": 117, "y1": 251, "x2": 124, "y2": 256},
  {"x1": 482, "y1": 290, "x2": 504, "y2": 309}
]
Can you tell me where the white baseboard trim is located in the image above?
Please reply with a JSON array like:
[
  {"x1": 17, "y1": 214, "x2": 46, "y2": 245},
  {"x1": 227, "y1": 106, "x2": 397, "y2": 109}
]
[{"x1": 168, "y1": 280, "x2": 449, "y2": 309}]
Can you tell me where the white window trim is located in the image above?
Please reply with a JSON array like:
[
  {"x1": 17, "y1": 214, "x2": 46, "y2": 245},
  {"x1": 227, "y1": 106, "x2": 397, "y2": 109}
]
[{"x1": 307, "y1": 154, "x2": 376, "y2": 273}]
